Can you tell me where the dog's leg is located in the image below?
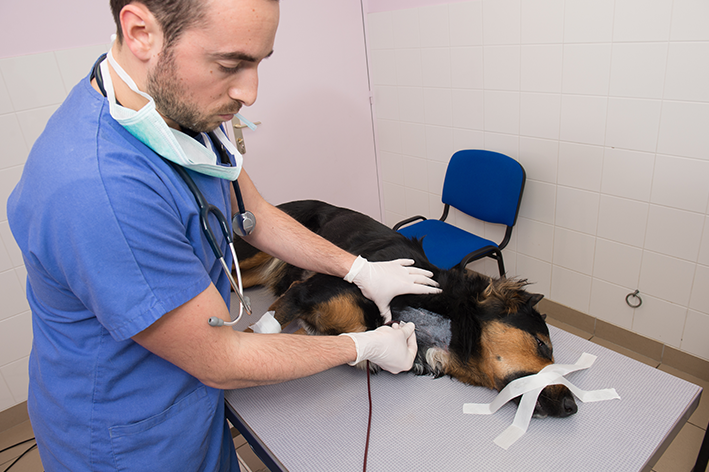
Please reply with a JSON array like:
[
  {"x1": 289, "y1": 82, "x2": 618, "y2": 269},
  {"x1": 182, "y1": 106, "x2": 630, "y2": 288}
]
[
  {"x1": 237, "y1": 252, "x2": 277, "y2": 288},
  {"x1": 266, "y1": 282, "x2": 302, "y2": 328},
  {"x1": 235, "y1": 250, "x2": 312, "y2": 297},
  {"x1": 268, "y1": 274, "x2": 377, "y2": 336}
]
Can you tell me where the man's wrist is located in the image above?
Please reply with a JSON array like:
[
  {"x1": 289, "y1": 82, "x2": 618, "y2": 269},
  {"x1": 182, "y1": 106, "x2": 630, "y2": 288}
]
[
  {"x1": 339, "y1": 333, "x2": 361, "y2": 365},
  {"x1": 343, "y1": 255, "x2": 366, "y2": 283}
]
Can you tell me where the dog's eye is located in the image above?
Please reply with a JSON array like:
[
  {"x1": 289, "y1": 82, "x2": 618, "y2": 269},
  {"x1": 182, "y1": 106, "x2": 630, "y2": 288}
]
[{"x1": 535, "y1": 336, "x2": 553, "y2": 359}]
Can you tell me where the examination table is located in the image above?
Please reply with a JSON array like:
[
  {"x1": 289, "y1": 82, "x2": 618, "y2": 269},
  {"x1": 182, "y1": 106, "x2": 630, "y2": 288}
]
[{"x1": 225, "y1": 288, "x2": 703, "y2": 472}]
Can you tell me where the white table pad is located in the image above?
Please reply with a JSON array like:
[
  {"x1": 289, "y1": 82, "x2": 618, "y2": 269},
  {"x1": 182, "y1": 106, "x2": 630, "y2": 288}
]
[{"x1": 226, "y1": 324, "x2": 701, "y2": 472}]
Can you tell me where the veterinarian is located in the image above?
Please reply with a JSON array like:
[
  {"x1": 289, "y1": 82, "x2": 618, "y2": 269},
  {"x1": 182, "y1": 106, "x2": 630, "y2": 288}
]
[{"x1": 6, "y1": 0, "x2": 441, "y2": 470}]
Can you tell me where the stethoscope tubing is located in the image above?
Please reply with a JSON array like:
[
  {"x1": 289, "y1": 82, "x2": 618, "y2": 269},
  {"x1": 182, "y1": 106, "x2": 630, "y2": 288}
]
[{"x1": 168, "y1": 161, "x2": 253, "y2": 320}]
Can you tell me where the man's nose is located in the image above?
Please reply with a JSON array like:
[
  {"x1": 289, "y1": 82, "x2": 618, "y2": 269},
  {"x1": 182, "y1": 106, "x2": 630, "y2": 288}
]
[{"x1": 228, "y1": 69, "x2": 258, "y2": 107}]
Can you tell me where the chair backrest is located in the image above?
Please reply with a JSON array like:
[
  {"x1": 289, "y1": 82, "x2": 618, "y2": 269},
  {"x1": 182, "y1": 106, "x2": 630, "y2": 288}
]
[{"x1": 441, "y1": 150, "x2": 525, "y2": 227}]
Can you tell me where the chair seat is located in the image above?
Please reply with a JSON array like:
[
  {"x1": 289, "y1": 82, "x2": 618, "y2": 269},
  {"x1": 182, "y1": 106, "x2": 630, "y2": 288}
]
[{"x1": 397, "y1": 219, "x2": 498, "y2": 270}]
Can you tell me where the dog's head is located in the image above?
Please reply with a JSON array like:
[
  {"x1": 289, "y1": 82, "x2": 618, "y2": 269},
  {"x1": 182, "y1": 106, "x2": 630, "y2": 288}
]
[{"x1": 448, "y1": 277, "x2": 577, "y2": 418}]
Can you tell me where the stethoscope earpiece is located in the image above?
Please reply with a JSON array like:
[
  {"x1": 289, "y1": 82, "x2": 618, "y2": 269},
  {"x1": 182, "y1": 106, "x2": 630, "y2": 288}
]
[
  {"x1": 207, "y1": 291, "x2": 251, "y2": 327},
  {"x1": 208, "y1": 317, "x2": 225, "y2": 327},
  {"x1": 208, "y1": 317, "x2": 239, "y2": 327}
]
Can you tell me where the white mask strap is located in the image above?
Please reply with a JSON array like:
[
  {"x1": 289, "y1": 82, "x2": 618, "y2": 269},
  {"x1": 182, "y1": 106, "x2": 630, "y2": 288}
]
[
  {"x1": 106, "y1": 48, "x2": 153, "y2": 102},
  {"x1": 235, "y1": 113, "x2": 258, "y2": 131}
]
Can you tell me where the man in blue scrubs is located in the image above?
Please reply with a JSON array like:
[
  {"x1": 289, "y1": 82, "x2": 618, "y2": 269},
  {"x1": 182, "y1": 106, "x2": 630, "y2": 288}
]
[{"x1": 6, "y1": 0, "x2": 440, "y2": 470}]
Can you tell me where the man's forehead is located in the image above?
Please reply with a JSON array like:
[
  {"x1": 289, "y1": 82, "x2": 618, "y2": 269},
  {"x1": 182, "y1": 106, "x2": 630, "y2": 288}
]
[
  {"x1": 202, "y1": 0, "x2": 280, "y2": 27},
  {"x1": 193, "y1": 0, "x2": 279, "y2": 57}
]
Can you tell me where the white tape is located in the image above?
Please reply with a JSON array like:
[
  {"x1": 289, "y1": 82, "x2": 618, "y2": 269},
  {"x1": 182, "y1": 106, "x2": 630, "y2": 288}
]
[
  {"x1": 248, "y1": 311, "x2": 282, "y2": 334},
  {"x1": 464, "y1": 353, "x2": 620, "y2": 449},
  {"x1": 494, "y1": 386, "x2": 543, "y2": 449}
]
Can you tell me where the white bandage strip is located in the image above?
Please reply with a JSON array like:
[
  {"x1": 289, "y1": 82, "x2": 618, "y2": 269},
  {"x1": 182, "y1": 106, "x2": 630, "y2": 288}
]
[
  {"x1": 248, "y1": 311, "x2": 282, "y2": 334},
  {"x1": 463, "y1": 353, "x2": 620, "y2": 449}
]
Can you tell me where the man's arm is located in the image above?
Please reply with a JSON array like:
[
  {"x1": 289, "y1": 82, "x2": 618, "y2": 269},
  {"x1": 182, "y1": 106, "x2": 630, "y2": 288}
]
[
  {"x1": 131, "y1": 283, "x2": 417, "y2": 390},
  {"x1": 133, "y1": 170, "x2": 422, "y2": 388},
  {"x1": 233, "y1": 169, "x2": 356, "y2": 277},
  {"x1": 132, "y1": 283, "x2": 357, "y2": 389}
]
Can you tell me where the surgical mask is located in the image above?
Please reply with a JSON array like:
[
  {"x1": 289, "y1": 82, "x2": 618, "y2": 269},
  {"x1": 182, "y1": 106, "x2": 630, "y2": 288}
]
[{"x1": 100, "y1": 49, "x2": 256, "y2": 181}]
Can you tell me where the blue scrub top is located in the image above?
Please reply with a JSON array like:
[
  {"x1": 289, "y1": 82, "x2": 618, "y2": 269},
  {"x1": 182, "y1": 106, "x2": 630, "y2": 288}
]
[{"x1": 7, "y1": 67, "x2": 239, "y2": 471}]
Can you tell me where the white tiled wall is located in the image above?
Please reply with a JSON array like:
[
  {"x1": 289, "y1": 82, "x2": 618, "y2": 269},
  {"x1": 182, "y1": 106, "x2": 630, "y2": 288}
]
[
  {"x1": 0, "y1": 43, "x2": 108, "y2": 413},
  {"x1": 367, "y1": 0, "x2": 709, "y2": 361}
]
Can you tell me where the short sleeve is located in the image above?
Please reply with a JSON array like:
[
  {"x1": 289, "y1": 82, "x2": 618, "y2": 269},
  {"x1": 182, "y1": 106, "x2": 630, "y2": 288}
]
[{"x1": 58, "y1": 146, "x2": 214, "y2": 340}]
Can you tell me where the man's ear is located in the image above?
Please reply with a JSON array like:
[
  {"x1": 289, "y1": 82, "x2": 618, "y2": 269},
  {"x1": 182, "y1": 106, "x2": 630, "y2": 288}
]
[{"x1": 118, "y1": 3, "x2": 163, "y2": 61}]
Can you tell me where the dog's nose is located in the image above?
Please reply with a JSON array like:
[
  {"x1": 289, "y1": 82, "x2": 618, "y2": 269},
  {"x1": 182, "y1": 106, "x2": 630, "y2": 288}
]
[{"x1": 560, "y1": 396, "x2": 578, "y2": 417}]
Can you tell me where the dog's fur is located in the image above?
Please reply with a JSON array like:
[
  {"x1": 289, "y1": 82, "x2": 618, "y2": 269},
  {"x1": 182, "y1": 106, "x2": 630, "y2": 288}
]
[{"x1": 235, "y1": 200, "x2": 577, "y2": 418}]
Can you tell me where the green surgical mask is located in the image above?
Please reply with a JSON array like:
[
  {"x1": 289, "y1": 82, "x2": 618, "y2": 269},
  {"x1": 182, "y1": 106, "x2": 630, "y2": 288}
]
[{"x1": 101, "y1": 49, "x2": 250, "y2": 181}]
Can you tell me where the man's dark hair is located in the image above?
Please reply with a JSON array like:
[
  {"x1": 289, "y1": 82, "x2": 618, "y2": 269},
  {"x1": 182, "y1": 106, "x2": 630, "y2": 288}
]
[{"x1": 110, "y1": 0, "x2": 209, "y2": 50}]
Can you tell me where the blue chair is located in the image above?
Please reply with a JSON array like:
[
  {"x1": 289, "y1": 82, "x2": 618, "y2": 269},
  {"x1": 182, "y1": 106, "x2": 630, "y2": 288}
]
[{"x1": 393, "y1": 150, "x2": 526, "y2": 276}]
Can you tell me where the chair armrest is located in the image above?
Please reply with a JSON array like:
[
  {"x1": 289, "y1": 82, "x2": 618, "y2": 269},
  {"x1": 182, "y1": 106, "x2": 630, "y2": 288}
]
[{"x1": 393, "y1": 215, "x2": 426, "y2": 231}]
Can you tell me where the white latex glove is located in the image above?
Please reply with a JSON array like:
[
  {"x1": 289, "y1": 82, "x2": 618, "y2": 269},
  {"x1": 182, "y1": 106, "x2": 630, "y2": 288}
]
[
  {"x1": 340, "y1": 322, "x2": 418, "y2": 374},
  {"x1": 344, "y1": 256, "x2": 441, "y2": 322}
]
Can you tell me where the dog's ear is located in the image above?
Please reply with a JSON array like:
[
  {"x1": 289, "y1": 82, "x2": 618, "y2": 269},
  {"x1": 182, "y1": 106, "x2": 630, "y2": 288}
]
[{"x1": 528, "y1": 293, "x2": 544, "y2": 307}]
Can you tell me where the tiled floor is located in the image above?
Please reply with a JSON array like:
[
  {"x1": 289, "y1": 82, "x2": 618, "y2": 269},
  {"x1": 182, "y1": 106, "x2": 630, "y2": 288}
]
[
  {"x1": 1, "y1": 319, "x2": 706, "y2": 471},
  {"x1": 232, "y1": 429, "x2": 270, "y2": 472}
]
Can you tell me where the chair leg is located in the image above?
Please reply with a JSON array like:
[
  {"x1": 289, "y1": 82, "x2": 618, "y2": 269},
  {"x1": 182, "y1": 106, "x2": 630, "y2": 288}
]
[
  {"x1": 460, "y1": 252, "x2": 507, "y2": 277},
  {"x1": 495, "y1": 251, "x2": 506, "y2": 278}
]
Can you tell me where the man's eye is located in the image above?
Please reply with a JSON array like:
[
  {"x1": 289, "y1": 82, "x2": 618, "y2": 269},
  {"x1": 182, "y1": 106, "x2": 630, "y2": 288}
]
[{"x1": 218, "y1": 63, "x2": 242, "y2": 74}]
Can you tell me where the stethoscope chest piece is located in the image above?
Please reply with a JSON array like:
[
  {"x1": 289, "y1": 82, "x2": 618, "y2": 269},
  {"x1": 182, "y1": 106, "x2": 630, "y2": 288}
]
[{"x1": 233, "y1": 211, "x2": 256, "y2": 237}]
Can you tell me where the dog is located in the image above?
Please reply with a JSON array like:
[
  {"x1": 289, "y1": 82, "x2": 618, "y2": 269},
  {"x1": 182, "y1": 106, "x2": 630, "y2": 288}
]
[{"x1": 234, "y1": 200, "x2": 577, "y2": 418}]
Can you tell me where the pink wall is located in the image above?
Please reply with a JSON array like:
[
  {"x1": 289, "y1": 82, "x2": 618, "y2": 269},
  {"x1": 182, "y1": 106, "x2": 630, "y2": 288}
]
[
  {"x1": 240, "y1": 0, "x2": 382, "y2": 218},
  {"x1": 0, "y1": 0, "x2": 467, "y2": 57},
  {"x1": 364, "y1": 0, "x2": 469, "y2": 13},
  {"x1": 0, "y1": 0, "x2": 114, "y2": 59}
]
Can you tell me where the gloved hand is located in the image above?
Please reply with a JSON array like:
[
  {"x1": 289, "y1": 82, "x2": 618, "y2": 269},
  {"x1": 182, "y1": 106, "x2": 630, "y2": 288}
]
[
  {"x1": 340, "y1": 322, "x2": 418, "y2": 374},
  {"x1": 344, "y1": 256, "x2": 441, "y2": 322}
]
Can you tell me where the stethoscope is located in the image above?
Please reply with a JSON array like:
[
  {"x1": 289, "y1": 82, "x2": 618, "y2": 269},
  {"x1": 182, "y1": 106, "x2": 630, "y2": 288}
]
[
  {"x1": 93, "y1": 56, "x2": 254, "y2": 327},
  {"x1": 165, "y1": 143, "x2": 255, "y2": 327}
]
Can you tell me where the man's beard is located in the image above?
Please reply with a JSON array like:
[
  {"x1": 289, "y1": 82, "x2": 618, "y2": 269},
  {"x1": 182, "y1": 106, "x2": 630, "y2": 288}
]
[{"x1": 146, "y1": 48, "x2": 235, "y2": 133}]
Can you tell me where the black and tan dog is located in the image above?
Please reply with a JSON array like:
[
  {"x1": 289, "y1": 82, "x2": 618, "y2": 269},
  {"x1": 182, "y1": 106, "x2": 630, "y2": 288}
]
[{"x1": 235, "y1": 200, "x2": 577, "y2": 418}]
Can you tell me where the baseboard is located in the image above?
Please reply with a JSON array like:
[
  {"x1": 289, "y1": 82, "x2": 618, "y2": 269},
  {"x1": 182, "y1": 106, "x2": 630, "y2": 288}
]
[
  {"x1": 538, "y1": 298, "x2": 709, "y2": 383},
  {"x1": 0, "y1": 402, "x2": 29, "y2": 434}
]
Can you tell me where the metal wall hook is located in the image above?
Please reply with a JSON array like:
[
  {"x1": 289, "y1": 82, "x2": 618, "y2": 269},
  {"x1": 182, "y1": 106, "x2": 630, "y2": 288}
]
[{"x1": 626, "y1": 290, "x2": 642, "y2": 308}]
